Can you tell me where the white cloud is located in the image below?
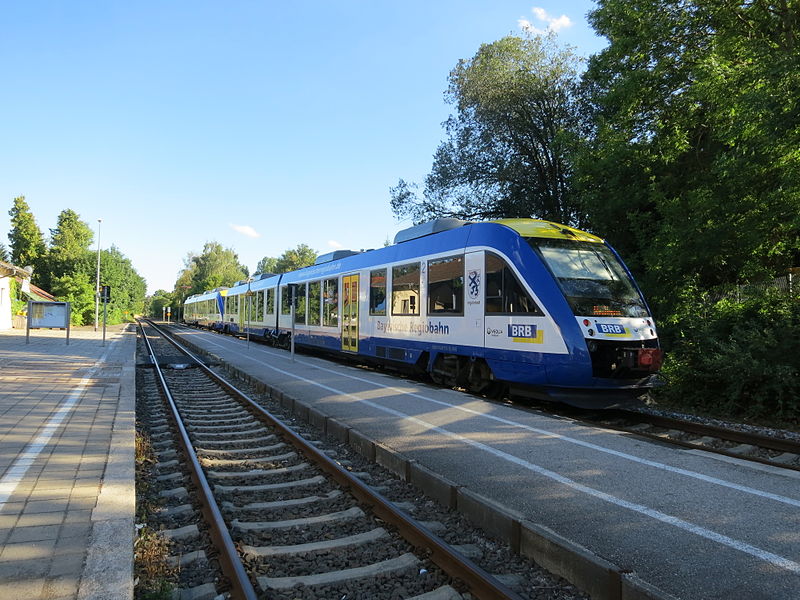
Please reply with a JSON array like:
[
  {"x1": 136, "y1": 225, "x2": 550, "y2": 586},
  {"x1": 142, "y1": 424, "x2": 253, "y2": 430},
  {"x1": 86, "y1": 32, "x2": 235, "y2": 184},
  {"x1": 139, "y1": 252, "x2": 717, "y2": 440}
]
[
  {"x1": 229, "y1": 223, "x2": 260, "y2": 238},
  {"x1": 327, "y1": 240, "x2": 344, "y2": 249},
  {"x1": 519, "y1": 7, "x2": 573, "y2": 35}
]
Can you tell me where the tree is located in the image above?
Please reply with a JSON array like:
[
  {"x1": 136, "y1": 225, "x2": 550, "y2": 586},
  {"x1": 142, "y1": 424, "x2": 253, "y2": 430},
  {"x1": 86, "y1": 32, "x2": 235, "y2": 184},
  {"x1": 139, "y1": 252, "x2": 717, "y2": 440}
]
[
  {"x1": 391, "y1": 34, "x2": 586, "y2": 226},
  {"x1": 97, "y1": 245, "x2": 147, "y2": 323},
  {"x1": 171, "y1": 254, "x2": 198, "y2": 309},
  {"x1": 146, "y1": 290, "x2": 173, "y2": 318},
  {"x1": 255, "y1": 245, "x2": 317, "y2": 275},
  {"x1": 49, "y1": 209, "x2": 93, "y2": 261},
  {"x1": 50, "y1": 271, "x2": 95, "y2": 325},
  {"x1": 0, "y1": 243, "x2": 8, "y2": 262},
  {"x1": 579, "y1": 0, "x2": 800, "y2": 310},
  {"x1": 42, "y1": 209, "x2": 95, "y2": 292},
  {"x1": 172, "y1": 242, "x2": 248, "y2": 306},
  {"x1": 255, "y1": 256, "x2": 279, "y2": 275},
  {"x1": 274, "y1": 244, "x2": 317, "y2": 273},
  {"x1": 7, "y1": 196, "x2": 46, "y2": 277}
]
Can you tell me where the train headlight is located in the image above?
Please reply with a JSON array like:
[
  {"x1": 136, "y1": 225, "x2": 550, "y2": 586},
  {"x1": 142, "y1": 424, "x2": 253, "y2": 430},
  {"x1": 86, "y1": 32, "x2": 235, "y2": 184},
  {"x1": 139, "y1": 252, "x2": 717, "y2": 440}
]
[{"x1": 588, "y1": 328, "x2": 595, "y2": 337}]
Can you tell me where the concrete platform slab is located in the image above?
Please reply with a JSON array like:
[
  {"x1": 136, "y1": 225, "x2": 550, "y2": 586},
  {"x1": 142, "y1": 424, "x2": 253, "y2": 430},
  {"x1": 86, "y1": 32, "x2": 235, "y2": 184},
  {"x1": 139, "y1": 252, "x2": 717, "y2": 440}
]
[{"x1": 0, "y1": 324, "x2": 136, "y2": 600}]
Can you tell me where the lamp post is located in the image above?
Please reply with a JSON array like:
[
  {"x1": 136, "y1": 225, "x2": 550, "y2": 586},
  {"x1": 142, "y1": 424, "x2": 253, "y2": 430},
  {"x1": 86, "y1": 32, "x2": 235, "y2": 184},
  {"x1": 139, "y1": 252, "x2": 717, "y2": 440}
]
[{"x1": 94, "y1": 218, "x2": 102, "y2": 331}]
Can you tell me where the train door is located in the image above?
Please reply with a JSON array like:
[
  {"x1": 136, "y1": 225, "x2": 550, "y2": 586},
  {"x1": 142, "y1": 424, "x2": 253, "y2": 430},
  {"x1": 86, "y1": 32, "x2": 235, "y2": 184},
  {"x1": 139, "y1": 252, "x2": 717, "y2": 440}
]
[
  {"x1": 341, "y1": 274, "x2": 359, "y2": 352},
  {"x1": 464, "y1": 251, "x2": 485, "y2": 347}
]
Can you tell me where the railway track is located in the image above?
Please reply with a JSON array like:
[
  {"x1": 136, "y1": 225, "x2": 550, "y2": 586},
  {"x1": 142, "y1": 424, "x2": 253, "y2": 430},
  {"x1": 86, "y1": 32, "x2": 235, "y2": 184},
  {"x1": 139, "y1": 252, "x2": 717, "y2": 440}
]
[
  {"x1": 586, "y1": 408, "x2": 800, "y2": 471},
  {"x1": 170, "y1": 321, "x2": 800, "y2": 472},
  {"x1": 513, "y1": 402, "x2": 800, "y2": 473},
  {"x1": 136, "y1": 319, "x2": 545, "y2": 600}
]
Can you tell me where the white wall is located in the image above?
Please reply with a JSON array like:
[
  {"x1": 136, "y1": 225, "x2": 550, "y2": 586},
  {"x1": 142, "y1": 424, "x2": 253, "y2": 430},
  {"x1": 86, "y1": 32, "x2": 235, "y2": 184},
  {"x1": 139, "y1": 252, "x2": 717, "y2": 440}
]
[{"x1": 0, "y1": 277, "x2": 11, "y2": 330}]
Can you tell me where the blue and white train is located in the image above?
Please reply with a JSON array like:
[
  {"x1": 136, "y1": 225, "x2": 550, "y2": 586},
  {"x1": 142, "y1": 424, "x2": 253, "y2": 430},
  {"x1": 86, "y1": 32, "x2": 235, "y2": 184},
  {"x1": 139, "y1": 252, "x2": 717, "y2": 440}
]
[{"x1": 183, "y1": 219, "x2": 662, "y2": 404}]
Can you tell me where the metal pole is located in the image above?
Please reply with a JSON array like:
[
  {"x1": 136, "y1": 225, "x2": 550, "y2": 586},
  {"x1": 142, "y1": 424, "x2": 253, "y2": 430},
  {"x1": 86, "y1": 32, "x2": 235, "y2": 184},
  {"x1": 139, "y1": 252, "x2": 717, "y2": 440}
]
[
  {"x1": 102, "y1": 297, "x2": 107, "y2": 347},
  {"x1": 26, "y1": 300, "x2": 31, "y2": 344},
  {"x1": 94, "y1": 219, "x2": 102, "y2": 331}
]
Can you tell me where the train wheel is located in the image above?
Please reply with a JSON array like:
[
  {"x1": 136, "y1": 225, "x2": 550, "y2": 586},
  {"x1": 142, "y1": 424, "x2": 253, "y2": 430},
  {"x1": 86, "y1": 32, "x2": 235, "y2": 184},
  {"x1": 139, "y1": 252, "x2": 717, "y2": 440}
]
[{"x1": 466, "y1": 359, "x2": 495, "y2": 395}]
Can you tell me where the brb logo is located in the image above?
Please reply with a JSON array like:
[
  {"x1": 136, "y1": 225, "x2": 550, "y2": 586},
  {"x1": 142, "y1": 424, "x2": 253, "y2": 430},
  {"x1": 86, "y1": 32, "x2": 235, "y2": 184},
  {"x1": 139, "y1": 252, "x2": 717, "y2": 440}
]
[
  {"x1": 508, "y1": 324, "x2": 537, "y2": 338},
  {"x1": 507, "y1": 324, "x2": 543, "y2": 343}
]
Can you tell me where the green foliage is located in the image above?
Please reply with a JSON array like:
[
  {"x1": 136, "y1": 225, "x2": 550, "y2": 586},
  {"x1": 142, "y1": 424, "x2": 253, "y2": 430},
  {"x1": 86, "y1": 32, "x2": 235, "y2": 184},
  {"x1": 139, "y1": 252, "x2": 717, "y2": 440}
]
[
  {"x1": 98, "y1": 246, "x2": 147, "y2": 323},
  {"x1": 391, "y1": 33, "x2": 586, "y2": 225},
  {"x1": 255, "y1": 245, "x2": 317, "y2": 276},
  {"x1": 41, "y1": 209, "x2": 95, "y2": 293},
  {"x1": 274, "y1": 244, "x2": 317, "y2": 273},
  {"x1": 579, "y1": 0, "x2": 800, "y2": 314},
  {"x1": 50, "y1": 271, "x2": 95, "y2": 325},
  {"x1": 0, "y1": 243, "x2": 8, "y2": 262},
  {"x1": 8, "y1": 278, "x2": 27, "y2": 316},
  {"x1": 49, "y1": 209, "x2": 94, "y2": 260},
  {"x1": 171, "y1": 242, "x2": 248, "y2": 307},
  {"x1": 255, "y1": 256, "x2": 279, "y2": 275},
  {"x1": 656, "y1": 285, "x2": 800, "y2": 422},
  {"x1": 7, "y1": 196, "x2": 46, "y2": 278},
  {"x1": 146, "y1": 290, "x2": 173, "y2": 318}
]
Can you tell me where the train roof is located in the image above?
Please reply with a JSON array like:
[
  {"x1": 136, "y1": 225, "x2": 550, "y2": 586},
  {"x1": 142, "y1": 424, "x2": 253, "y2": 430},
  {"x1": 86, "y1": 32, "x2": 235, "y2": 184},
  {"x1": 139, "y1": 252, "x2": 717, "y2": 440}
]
[
  {"x1": 491, "y1": 219, "x2": 604, "y2": 243},
  {"x1": 216, "y1": 218, "x2": 606, "y2": 297},
  {"x1": 185, "y1": 288, "x2": 226, "y2": 303}
]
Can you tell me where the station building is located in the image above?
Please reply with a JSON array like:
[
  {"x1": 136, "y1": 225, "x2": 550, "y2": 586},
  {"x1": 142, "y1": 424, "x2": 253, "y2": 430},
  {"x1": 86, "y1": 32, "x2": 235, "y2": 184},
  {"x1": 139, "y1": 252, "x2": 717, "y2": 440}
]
[{"x1": 0, "y1": 260, "x2": 55, "y2": 330}]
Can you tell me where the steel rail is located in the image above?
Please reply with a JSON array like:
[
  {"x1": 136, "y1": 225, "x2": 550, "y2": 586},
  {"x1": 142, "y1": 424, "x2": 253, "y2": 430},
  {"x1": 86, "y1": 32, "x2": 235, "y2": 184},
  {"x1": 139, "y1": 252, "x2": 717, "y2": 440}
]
[
  {"x1": 138, "y1": 321, "x2": 259, "y2": 600},
  {"x1": 145, "y1": 319, "x2": 525, "y2": 600},
  {"x1": 610, "y1": 409, "x2": 800, "y2": 454},
  {"x1": 596, "y1": 408, "x2": 800, "y2": 472}
]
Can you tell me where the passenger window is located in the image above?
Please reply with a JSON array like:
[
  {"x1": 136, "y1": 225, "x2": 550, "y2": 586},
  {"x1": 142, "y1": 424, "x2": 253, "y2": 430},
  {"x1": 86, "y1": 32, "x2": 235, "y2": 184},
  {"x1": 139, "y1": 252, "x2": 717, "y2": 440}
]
[
  {"x1": 308, "y1": 281, "x2": 321, "y2": 326},
  {"x1": 281, "y1": 286, "x2": 291, "y2": 315},
  {"x1": 485, "y1": 253, "x2": 543, "y2": 315},
  {"x1": 323, "y1": 278, "x2": 339, "y2": 327},
  {"x1": 428, "y1": 256, "x2": 464, "y2": 315},
  {"x1": 266, "y1": 288, "x2": 275, "y2": 315},
  {"x1": 392, "y1": 263, "x2": 420, "y2": 316},
  {"x1": 255, "y1": 290, "x2": 264, "y2": 321},
  {"x1": 295, "y1": 284, "x2": 306, "y2": 324},
  {"x1": 370, "y1": 269, "x2": 387, "y2": 316}
]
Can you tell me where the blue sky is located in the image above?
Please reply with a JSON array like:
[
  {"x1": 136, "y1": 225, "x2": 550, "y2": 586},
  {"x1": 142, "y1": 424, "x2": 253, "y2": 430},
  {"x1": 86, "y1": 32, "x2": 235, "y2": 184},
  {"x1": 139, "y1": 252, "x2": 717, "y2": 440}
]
[{"x1": 1, "y1": 1, "x2": 606, "y2": 295}]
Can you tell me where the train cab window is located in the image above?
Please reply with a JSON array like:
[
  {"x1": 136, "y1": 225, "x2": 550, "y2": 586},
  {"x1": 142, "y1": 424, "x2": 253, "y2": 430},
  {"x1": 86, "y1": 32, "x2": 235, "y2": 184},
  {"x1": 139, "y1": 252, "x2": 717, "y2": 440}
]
[
  {"x1": 485, "y1": 253, "x2": 543, "y2": 315},
  {"x1": 392, "y1": 263, "x2": 421, "y2": 316},
  {"x1": 295, "y1": 284, "x2": 306, "y2": 324},
  {"x1": 308, "y1": 281, "x2": 321, "y2": 326},
  {"x1": 323, "y1": 278, "x2": 339, "y2": 327},
  {"x1": 428, "y1": 255, "x2": 464, "y2": 315},
  {"x1": 265, "y1": 288, "x2": 275, "y2": 315},
  {"x1": 370, "y1": 269, "x2": 387, "y2": 316}
]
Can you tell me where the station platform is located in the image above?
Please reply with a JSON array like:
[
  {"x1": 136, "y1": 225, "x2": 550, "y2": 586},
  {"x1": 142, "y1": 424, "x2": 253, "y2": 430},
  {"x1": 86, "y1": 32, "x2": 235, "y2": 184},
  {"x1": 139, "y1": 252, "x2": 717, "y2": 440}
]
[{"x1": 0, "y1": 324, "x2": 136, "y2": 600}]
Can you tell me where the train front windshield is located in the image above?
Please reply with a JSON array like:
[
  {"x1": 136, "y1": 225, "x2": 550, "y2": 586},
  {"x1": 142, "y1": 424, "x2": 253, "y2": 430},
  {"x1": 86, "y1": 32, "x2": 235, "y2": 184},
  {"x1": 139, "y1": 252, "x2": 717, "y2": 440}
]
[{"x1": 528, "y1": 238, "x2": 649, "y2": 318}]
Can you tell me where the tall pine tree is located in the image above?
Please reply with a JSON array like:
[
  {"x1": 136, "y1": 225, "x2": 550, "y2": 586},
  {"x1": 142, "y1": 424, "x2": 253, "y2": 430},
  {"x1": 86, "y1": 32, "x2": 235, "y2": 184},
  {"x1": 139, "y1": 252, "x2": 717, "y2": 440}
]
[{"x1": 7, "y1": 196, "x2": 46, "y2": 278}]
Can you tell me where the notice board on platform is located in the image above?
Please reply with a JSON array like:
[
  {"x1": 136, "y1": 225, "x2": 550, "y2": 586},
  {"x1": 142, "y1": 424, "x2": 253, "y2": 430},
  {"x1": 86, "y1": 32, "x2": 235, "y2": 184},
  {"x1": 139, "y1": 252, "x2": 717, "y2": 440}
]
[{"x1": 27, "y1": 301, "x2": 71, "y2": 344}]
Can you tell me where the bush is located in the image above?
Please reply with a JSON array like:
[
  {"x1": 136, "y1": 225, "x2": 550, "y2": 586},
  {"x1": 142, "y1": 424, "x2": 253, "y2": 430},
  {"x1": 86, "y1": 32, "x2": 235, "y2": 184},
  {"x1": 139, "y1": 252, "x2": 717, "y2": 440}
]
[
  {"x1": 655, "y1": 284, "x2": 800, "y2": 423},
  {"x1": 9, "y1": 278, "x2": 27, "y2": 316}
]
